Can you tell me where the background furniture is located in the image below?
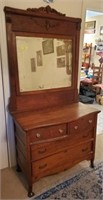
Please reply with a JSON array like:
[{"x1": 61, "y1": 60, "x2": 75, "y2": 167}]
[
  {"x1": 92, "y1": 63, "x2": 103, "y2": 95},
  {"x1": 4, "y1": 6, "x2": 100, "y2": 197},
  {"x1": 81, "y1": 64, "x2": 103, "y2": 87},
  {"x1": 82, "y1": 43, "x2": 92, "y2": 69}
]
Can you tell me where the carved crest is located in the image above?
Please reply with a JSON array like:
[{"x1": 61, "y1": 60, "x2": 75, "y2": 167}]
[
  {"x1": 27, "y1": 6, "x2": 65, "y2": 16},
  {"x1": 32, "y1": 19, "x2": 60, "y2": 31}
]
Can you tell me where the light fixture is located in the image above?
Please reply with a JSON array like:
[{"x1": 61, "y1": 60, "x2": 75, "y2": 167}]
[{"x1": 43, "y1": 0, "x2": 55, "y2": 3}]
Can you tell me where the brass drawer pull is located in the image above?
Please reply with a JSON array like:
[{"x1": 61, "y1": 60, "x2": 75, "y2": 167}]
[
  {"x1": 38, "y1": 148, "x2": 46, "y2": 154},
  {"x1": 59, "y1": 129, "x2": 64, "y2": 133},
  {"x1": 39, "y1": 163, "x2": 47, "y2": 169},
  {"x1": 74, "y1": 125, "x2": 78, "y2": 130},
  {"x1": 82, "y1": 148, "x2": 88, "y2": 152},
  {"x1": 36, "y1": 133, "x2": 41, "y2": 138},
  {"x1": 89, "y1": 119, "x2": 92, "y2": 124}
]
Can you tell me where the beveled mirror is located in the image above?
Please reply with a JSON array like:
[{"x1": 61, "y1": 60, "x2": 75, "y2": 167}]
[{"x1": 16, "y1": 36, "x2": 73, "y2": 92}]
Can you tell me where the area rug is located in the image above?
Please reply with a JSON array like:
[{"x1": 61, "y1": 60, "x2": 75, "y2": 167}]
[{"x1": 34, "y1": 161, "x2": 103, "y2": 199}]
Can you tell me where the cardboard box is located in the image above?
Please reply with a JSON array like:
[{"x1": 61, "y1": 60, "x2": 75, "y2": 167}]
[{"x1": 96, "y1": 94, "x2": 103, "y2": 105}]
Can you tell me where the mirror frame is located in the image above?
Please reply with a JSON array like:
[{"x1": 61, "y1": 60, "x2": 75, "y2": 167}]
[{"x1": 4, "y1": 6, "x2": 81, "y2": 113}]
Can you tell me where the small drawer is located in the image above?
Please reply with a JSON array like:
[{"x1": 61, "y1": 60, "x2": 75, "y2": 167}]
[
  {"x1": 69, "y1": 114, "x2": 94, "y2": 134},
  {"x1": 29, "y1": 124, "x2": 67, "y2": 143}
]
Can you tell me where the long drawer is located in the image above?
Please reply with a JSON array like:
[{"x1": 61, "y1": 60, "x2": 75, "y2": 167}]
[
  {"x1": 32, "y1": 142, "x2": 93, "y2": 180},
  {"x1": 30, "y1": 130, "x2": 94, "y2": 161}
]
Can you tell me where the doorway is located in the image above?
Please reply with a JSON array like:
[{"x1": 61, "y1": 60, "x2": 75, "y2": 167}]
[
  {"x1": 79, "y1": 10, "x2": 103, "y2": 104},
  {"x1": 83, "y1": 10, "x2": 103, "y2": 69}
]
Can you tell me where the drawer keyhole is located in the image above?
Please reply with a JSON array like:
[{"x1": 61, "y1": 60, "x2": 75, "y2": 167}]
[
  {"x1": 83, "y1": 133, "x2": 89, "y2": 138},
  {"x1": 82, "y1": 148, "x2": 88, "y2": 152},
  {"x1": 39, "y1": 163, "x2": 47, "y2": 169}
]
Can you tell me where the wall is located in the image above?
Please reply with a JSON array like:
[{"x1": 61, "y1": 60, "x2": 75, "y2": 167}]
[
  {"x1": 0, "y1": 0, "x2": 103, "y2": 168},
  {"x1": 4, "y1": 0, "x2": 83, "y2": 17},
  {"x1": 0, "y1": 50, "x2": 8, "y2": 169},
  {"x1": 0, "y1": 0, "x2": 16, "y2": 168}
]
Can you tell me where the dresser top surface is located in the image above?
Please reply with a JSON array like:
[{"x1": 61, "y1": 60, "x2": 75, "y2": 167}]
[{"x1": 12, "y1": 102, "x2": 100, "y2": 131}]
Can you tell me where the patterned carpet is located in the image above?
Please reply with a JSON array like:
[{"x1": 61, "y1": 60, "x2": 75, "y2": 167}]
[{"x1": 35, "y1": 161, "x2": 103, "y2": 199}]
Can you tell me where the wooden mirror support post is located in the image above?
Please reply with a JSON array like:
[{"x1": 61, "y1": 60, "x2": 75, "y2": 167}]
[{"x1": 4, "y1": 6, "x2": 100, "y2": 197}]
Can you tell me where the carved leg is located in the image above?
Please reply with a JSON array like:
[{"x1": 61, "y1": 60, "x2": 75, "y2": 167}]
[
  {"x1": 28, "y1": 186, "x2": 34, "y2": 198},
  {"x1": 16, "y1": 164, "x2": 22, "y2": 172},
  {"x1": 90, "y1": 159, "x2": 94, "y2": 168}
]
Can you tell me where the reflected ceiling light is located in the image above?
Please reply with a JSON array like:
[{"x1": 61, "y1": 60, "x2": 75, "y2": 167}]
[{"x1": 43, "y1": 0, "x2": 55, "y2": 3}]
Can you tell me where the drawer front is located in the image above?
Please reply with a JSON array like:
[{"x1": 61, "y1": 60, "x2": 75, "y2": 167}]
[
  {"x1": 30, "y1": 130, "x2": 93, "y2": 161},
  {"x1": 70, "y1": 114, "x2": 94, "y2": 134},
  {"x1": 32, "y1": 142, "x2": 93, "y2": 180},
  {"x1": 29, "y1": 124, "x2": 67, "y2": 143}
]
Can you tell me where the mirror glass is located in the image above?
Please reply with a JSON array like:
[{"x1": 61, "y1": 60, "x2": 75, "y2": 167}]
[{"x1": 16, "y1": 36, "x2": 73, "y2": 92}]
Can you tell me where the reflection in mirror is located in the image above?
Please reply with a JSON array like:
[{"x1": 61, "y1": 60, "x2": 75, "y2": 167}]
[{"x1": 16, "y1": 36, "x2": 72, "y2": 92}]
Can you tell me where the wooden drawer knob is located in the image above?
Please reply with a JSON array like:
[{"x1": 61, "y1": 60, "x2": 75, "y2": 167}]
[
  {"x1": 74, "y1": 125, "x2": 78, "y2": 130},
  {"x1": 59, "y1": 129, "x2": 63, "y2": 133},
  {"x1": 82, "y1": 147, "x2": 88, "y2": 152},
  {"x1": 36, "y1": 133, "x2": 41, "y2": 138},
  {"x1": 89, "y1": 119, "x2": 92, "y2": 124},
  {"x1": 38, "y1": 148, "x2": 46, "y2": 154}
]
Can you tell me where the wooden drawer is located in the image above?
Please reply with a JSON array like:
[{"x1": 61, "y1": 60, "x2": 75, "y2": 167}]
[
  {"x1": 32, "y1": 142, "x2": 93, "y2": 180},
  {"x1": 70, "y1": 114, "x2": 94, "y2": 134},
  {"x1": 28, "y1": 124, "x2": 67, "y2": 143},
  {"x1": 30, "y1": 130, "x2": 93, "y2": 161}
]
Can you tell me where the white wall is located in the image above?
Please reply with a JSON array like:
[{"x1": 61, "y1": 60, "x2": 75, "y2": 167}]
[
  {"x1": 0, "y1": 50, "x2": 8, "y2": 169},
  {"x1": 4, "y1": 0, "x2": 83, "y2": 17},
  {"x1": 0, "y1": 0, "x2": 103, "y2": 168},
  {"x1": 0, "y1": 0, "x2": 16, "y2": 168}
]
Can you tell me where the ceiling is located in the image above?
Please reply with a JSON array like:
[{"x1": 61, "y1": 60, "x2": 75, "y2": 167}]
[{"x1": 86, "y1": 10, "x2": 103, "y2": 19}]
